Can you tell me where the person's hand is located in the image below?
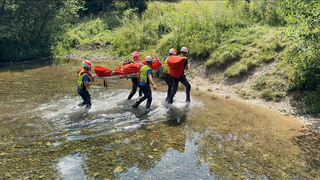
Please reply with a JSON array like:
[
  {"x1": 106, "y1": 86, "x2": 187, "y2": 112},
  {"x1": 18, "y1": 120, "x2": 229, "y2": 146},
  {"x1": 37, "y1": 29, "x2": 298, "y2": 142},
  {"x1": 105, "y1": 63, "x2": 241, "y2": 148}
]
[
  {"x1": 91, "y1": 76, "x2": 95, "y2": 81},
  {"x1": 153, "y1": 85, "x2": 157, "y2": 90}
]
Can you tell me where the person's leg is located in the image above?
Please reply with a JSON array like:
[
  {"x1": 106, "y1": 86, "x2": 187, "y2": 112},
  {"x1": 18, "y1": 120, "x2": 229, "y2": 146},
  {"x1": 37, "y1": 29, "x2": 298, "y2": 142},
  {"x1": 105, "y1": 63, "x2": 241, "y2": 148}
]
[
  {"x1": 167, "y1": 75, "x2": 173, "y2": 100},
  {"x1": 179, "y1": 75, "x2": 191, "y2": 102},
  {"x1": 167, "y1": 78, "x2": 179, "y2": 104},
  {"x1": 77, "y1": 88, "x2": 86, "y2": 106},
  {"x1": 86, "y1": 91, "x2": 92, "y2": 106},
  {"x1": 138, "y1": 88, "x2": 142, "y2": 97},
  {"x1": 132, "y1": 86, "x2": 148, "y2": 108},
  {"x1": 138, "y1": 78, "x2": 142, "y2": 97},
  {"x1": 77, "y1": 88, "x2": 90, "y2": 105},
  {"x1": 85, "y1": 90, "x2": 92, "y2": 110},
  {"x1": 163, "y1": 73, "x2": 173, "y2": 100},
  {"x1": 127, "y1": 77, "x2": 138, "y2": 100},
  {"x1": 144, "y1": 86, "x2": 152, "y2": 109},
  {"x1": 78, "y1": 88, "x2": 92, "y2": 110}
]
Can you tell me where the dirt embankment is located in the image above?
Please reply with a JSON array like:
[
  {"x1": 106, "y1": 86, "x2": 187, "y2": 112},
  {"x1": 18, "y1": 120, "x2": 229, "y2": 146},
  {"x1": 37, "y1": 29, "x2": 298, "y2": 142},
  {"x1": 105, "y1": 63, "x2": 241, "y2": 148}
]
[{"x1": 186, "y1": 59, "x2": 320, "y2": 131}]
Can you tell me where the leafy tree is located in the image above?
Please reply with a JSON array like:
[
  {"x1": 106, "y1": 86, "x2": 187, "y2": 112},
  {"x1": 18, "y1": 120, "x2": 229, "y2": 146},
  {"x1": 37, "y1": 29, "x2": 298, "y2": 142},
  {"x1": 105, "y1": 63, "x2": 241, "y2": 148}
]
[
  {"x1": 0, "y1": 0, "x2": 84, "y2": 62},
  {"x1": 80, "y1": 0, "x2": 180, "y2": 15}
]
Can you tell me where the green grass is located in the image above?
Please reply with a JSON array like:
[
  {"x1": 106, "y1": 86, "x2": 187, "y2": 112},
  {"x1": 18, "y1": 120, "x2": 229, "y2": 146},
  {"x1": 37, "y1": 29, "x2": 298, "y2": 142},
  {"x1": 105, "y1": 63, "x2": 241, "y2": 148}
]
[
  {"x1": 205, "y1": 26, "x2": 287, "y2": 78},
  {"x1": 252, "y1": 72, "x2": 287, "y2": 102},
  {"x1": 54, "y1": 0, "x2": 284, "y2": 59}
]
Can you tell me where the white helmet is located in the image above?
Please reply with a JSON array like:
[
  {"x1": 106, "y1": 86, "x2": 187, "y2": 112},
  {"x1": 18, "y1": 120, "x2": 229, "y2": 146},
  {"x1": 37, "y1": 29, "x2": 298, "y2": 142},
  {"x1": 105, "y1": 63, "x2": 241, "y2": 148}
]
[
  {"x1": 181, "y1": 47, "x2": 189, "y2": 53},
  {"x1": 169, "y1": 48, "x2": 177, "y2": 55},
  {"x1": 146, "y1": 56, "x2": 153, "y2": 62},
  {"x1": 83, "y1": 60, "x2": 92, "y2": 68}
]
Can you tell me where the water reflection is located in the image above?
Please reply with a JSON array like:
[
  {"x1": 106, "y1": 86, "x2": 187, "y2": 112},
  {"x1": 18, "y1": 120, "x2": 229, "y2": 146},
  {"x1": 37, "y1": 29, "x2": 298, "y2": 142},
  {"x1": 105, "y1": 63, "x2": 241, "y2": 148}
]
[
  {"x1": 1, "y1": 58, "x2": 320, "y2": 179},
  {"x1": 58, "y1": 152, "x2": 89, "y2": 180},
  {"x1": 166, "y1": 103, "x2": 190, "y2": 126}
]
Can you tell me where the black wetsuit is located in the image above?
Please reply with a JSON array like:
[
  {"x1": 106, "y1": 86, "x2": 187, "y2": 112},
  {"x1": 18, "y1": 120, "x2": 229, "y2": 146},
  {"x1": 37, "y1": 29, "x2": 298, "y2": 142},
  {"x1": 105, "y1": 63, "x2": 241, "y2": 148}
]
[{"x1": 127, "y1": 77, "x2": 142, "y2": 100}]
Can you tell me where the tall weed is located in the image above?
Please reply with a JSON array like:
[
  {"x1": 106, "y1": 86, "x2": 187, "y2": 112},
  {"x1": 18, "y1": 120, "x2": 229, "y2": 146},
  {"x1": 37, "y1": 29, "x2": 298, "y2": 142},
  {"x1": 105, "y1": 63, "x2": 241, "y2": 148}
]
[
  {"x1": 53, "y1": 18, "x2": 112, "y2": 55},
  {"x1": 53, "y1": 0, "x2": 285, "y2": 60},
  {"x1": 111, "y1": 7, "x2": 161, "y2": 56},
  {"x1": 111, "y1": 1, "x2": 253, "y2": 58}
]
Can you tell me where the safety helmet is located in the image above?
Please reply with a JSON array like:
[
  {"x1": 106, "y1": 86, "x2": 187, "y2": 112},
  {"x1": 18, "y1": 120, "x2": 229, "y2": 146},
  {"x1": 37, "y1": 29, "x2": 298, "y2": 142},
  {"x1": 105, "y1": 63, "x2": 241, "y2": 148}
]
[
  {"x1": 131, "y1": 51, "x2": 140, "y2": 58},
  {"x1": 146, "y1": 56, "x2": 153, "y2": 62},
  {"x1": 169, "y1": 48, "x2": 177, "y2": 55},
  {"x1": 181, "y1": 47, "x2": 189, "y2": 53},
  {"x1": 83, "y1": 60, "x2": 92, "y2": 68}
]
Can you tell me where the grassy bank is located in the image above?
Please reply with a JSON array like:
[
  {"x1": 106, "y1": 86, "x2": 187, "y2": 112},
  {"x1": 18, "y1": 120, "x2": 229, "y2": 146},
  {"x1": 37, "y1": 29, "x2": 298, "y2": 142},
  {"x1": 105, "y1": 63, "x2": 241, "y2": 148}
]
[
  {"x1": 53, "y1": 0, "x2": 320, "y2": 116},
  {"x1": 55, "y1": 1, "x2": 283, "y2": 58}
]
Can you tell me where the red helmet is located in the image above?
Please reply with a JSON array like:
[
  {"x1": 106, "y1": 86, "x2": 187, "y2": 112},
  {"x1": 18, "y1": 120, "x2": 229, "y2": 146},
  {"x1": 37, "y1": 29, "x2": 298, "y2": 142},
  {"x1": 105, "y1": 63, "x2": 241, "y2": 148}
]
[
  {"x1": 131, "y1": 51, "x2": 140, "y2": 58},
  {"x1": 83, "y1": 60, "x2": 92, "y2": 68}
]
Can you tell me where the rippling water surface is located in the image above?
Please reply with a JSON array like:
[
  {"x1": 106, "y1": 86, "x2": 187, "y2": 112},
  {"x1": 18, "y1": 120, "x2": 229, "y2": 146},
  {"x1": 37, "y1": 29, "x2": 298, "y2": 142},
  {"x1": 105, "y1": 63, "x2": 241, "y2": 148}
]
[{"x1": 0, "y1": 58, "x2": 320, "y2": 179}]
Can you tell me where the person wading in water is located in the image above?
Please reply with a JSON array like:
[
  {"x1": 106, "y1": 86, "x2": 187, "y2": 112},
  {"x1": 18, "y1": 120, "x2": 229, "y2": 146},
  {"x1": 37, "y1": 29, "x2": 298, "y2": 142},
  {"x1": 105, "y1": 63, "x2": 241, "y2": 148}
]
[
  {"x1": 77, "y1": 60, "x2": 95, "y2": 111},
  {"x1": 167, "y1": 46, "x2": 191, "y2": 104},
  {"x1": 162, "y1": 48, "x2": 177, "y2": 102},
  {"x1": 132, "y1": 56, "x2": 157, "y2": 109},
  {"x1": 127, "y1": 51, "x2": 142, "y2": 100}
]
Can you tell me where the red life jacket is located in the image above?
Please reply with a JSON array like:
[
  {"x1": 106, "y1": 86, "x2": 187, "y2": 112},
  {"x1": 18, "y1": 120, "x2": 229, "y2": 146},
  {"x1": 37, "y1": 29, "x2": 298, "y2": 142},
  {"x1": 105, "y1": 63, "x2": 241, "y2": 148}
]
[
  {"x1": 140, "y1": 57, "x2": 163, "y2": 70},
  {"x1": 77, "y1": 68, "x2": 93, "y2": 77},
  {"x1": 167, "y1": 56, "x2": 185, "y2": 78}
]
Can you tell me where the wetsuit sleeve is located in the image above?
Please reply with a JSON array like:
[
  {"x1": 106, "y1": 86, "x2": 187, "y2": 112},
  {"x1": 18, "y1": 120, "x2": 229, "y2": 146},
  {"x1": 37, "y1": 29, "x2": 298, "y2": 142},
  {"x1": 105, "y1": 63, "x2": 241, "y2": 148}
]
[{"x1": 184, "y1": 58, "x2": 188, "y2": 69}]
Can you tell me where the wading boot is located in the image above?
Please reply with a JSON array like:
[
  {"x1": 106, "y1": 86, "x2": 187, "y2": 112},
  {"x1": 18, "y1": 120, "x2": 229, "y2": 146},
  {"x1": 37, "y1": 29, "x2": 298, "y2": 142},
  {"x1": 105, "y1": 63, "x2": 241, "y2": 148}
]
[
  {"x1": 85, "y1": 105, "x2": 91, "y2": 111},
  {"x1": 78, "y1": 102, "x2": 86, "y2": 107}
]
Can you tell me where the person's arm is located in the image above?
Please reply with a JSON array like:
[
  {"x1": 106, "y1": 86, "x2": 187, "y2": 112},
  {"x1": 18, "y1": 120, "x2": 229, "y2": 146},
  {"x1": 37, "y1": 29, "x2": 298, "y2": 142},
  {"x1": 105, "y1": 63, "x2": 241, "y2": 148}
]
[
  {"x1": 137, "y1": 72, "x2": 140, "y2": 79},
  {"x1": 184, "y1": 59, "x2": 189, "y2": 71},
  {"x1": 84, "y1": 81, "x2": 93, "y2": 88},
  {"x1": 148, "y1": 73, "x2": 157, "y2": 90},
  {"x1": 83, "y1": 75, "x2": 94, "y2": 88},
  {"x1": 92, "y1": 74, "x2": 96, "y2": 81}
]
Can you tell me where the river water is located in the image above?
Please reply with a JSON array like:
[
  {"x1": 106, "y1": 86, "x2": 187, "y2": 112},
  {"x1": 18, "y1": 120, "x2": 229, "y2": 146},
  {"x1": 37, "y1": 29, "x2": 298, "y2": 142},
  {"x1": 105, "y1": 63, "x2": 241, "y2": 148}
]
[{"x1": 0, "y1": 58, "x2": 320, "y2": 179}]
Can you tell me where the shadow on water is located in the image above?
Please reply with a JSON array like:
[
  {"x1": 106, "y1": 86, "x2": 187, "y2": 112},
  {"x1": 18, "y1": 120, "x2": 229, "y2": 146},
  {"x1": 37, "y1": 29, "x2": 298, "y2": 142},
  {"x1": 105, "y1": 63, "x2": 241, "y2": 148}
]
[{"x1": 1, "y1": 58, "x2": 320, "y2": 179}]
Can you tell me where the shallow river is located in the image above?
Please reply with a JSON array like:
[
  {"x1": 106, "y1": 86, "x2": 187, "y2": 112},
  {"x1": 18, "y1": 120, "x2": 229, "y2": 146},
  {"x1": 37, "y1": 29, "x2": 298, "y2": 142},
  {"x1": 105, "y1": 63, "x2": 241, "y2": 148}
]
[{"x1": 0, "y1": 58, "x2": 320, "y2": 179}]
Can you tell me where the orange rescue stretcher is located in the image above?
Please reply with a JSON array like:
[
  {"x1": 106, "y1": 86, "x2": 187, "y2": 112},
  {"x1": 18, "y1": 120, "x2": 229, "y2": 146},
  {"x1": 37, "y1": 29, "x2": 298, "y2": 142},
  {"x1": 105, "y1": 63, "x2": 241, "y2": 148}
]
[{"x1": 93, "y1": 57, "x2": 163, "y2": 89}]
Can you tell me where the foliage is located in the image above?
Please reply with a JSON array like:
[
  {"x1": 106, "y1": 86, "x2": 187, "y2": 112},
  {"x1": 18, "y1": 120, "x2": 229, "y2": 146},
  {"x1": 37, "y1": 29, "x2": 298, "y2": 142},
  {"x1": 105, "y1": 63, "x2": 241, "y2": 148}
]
[
  {"x1": 281, "y1": 0, "x2": 320, "y2": 91},
  {"x1": 0, "y1": 0, "x2": 286, "y2": 62},
  {"x1": 205, "y1": 43, "x2": 243, "y2": 67},
  {"x1": 252, "y1": 73, "x2": 287, "y2": 102},
  {"x1": 79, "y1": 0, "x2": 180, "y2": 15},
  {"x1": 0, "y1": 0, "x2": 84, "y2": 62},
  {"x1": 206, "y1": 26, "x2": 286, "y2": 77},
  {"x1": 110, "y1": 7, "x2": 161, "y2": 56},
  {"x1": 110, "y1": 1, "x2": 262, "y2": 58},
  {"x1": 52, "y1": 18, "x2": 112, "y2": 55}
]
